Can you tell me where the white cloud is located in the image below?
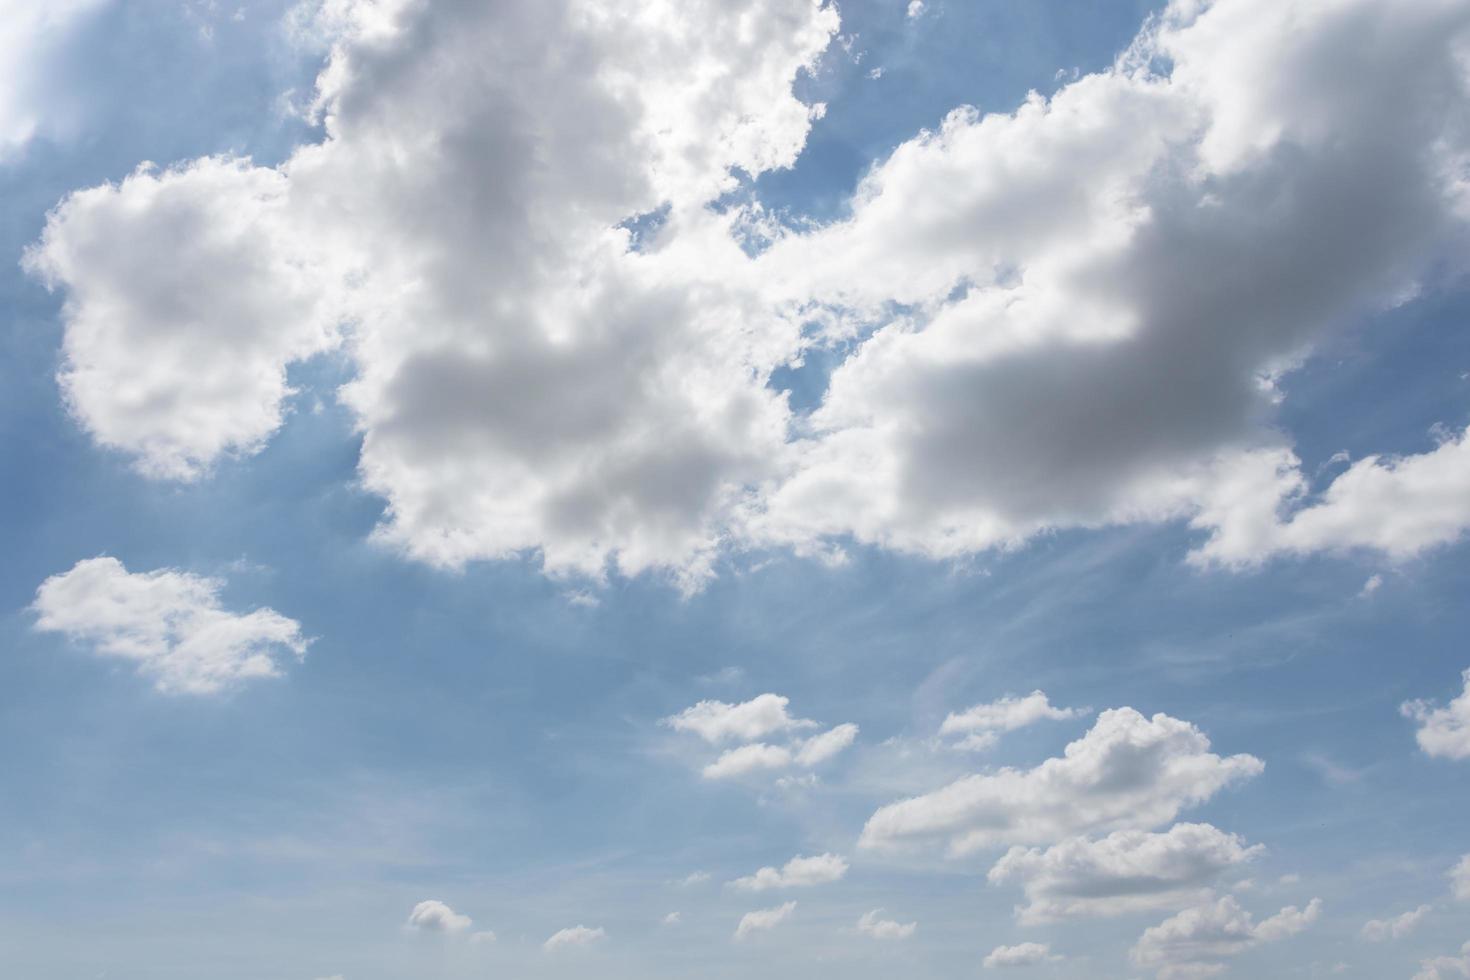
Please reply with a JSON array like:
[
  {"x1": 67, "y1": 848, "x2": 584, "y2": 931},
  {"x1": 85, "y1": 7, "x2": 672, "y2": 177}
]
[
  {"x1": 795, "y1": 723, "x2": 860, "y2": 765},
  {"x1": 730, "y1": 853, "x2": 848, "y2": 891},
  {"x1": 1359, "y1": 573, "x2": 1384, "y2": 598},
  {"x1": 664, "y1": 694, "x2": 816, "y2": 744},
  {"x1": 703, "y1": 742, "x2": 793, "y2": 780},
  {"x1": 1361, "y1": 905, "x2": 1431, "y2": 942},
  {"x1": 31, "y1": 0, "x2": 1470, "y2": 586},
  {"x1": 988, "y1": 823, "x2": 1263, "y2": 922},
  {"x1": 861, "y1": 708, "x2": 1262, "y2": 854},
  {"x1": 469, "y1": 930, "x2": 496, "y2": 945},
  {"x1": 734, "y1": 901, "x2": 796, "y2": 940},
  {"x1": 856, "y1": 908, "x2": 916, "y2": 940},
  {"x1": 941, "y1": 691, "x2": 1084, "y2": 750},
  {"x1": 661, "y1": 912, "x2": 681, "y2": 926},
  {"x1": 668, "y1": 695, "x2": 856, "y2": 780},
  {"x1": 406, "y1": 900, "x2": 472, "y2": 935},
  {"x1": 1402, "y1": 669, "x2": 1470, "y2": 760},
  {"x1": 1130, "y1": 896, "x2": 1321, "y2": 979},
  {"x1": 23, "y1": 157, "x2": 344, "y2": 480},
  {"x1": 543, "y1": 925, "x2": 606, "y2": 951},
  {"x1": 1453, "y1": 855, "x2": 1470, "y2": 901},
  {"x1": 906, "y1": 0, "x2": 926, "y2": 19},
  {"x1": 983, "y1": 942, "x2": 1059, "y2": 968},
  {"x1": 31, "y1": 556, "x2": 308, "y2": 695},
  {"x1": 1414, "y1": 941, "x2": 1470, "y2": 980},
  {"x1": 675, "y1": 871, "x2": 712, "y2": 887},
  {"x1": 748, "y1": 0, "x2": 1470, "y2": 572}
]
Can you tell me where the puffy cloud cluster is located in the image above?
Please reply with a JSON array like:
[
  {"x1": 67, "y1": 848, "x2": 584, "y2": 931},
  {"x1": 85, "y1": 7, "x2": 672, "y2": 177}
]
[
  {"x1": 27, "y1": 0, "x2": 1470, "y2": 588},
  {"x1": 1402, "y1": 669, "x2": 1470, "y2": 760},
  {"x1": 664, "y1": 694, "x2": 857, "y2": 780},
  {"x1": 730, "y1": 853, "x2": 847, "y2": 892},
  {"x1": 31, "y1": 556, "x2": 308, "y2": 694},
  {"x1": 405, "y1": 899, "x2": 472, "y2": 935},
  {"x1": 1129, "y1": 896, "x2": 1321, "y2": 979},
  {"x1": 734, "y1": 901, "x2": 796, "y2": 940},
  {"x1": 988, "y1": 823, "x2": 1262, "y2": 923},
  {"x1": 860, "y1": 708, "x2": 1262, "y2": 855},
  {"x1": 940, "y1": 690, "x2": 1084, "y2": 751},
  {"x1": 856, "y1": 908, "x2": 916, "y2": 940}
]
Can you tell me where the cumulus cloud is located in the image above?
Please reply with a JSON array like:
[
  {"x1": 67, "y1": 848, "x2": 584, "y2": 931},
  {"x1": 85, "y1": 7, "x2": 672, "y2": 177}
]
[
  {"x1": 941, "y1": 691, "x2": 1084, "y2": 751},
  {"x1": 543, "y1": 925, "x2": 606, "y2": 951},
  {"x1": 730, "y1": 853, "x2": 848, "y2": 891},
  {"x1": 1130, "y1": 896, "x2": 1321, "y2": 979},
  {"x1": 1362, "y1": 905, "x2": 1431, "y2": 942},
  {"x1": 1402, "y1": 669, "x2": 1470, "y2": 760},
  {"x1": 664, "y1": 694, "x2": 816, "y2": 744},
  {"x1": 31, "y1": 556, "x2": 308, "y2": 694},
  {"x1": 856, "y1": 908, "x2": 916, "y2": 940},
  {"x1": 734, "y1": 901, "x2": 796, "y2": 940},
  {"x1": 31, "y1": 0, "x2": 1470, "y2": 587},
  {"x1": 749, "y1": 0, "x2": 1470, "y2": 571},
  {"x1": 666, "y1": 694, "x2": 857, "y2": 781},
  {"x1": 988, "y1": 823, "x2": 1263, "y2": 922},
  {"x1": 861, "y1": 708, "x2": 1262, "y2": 854},
  {"x1": 406, "y1": 900, "x2": 472, "y2": 935},
  {"x1": 983, "y1": 942, "x2": 1059, "y2": 968}
]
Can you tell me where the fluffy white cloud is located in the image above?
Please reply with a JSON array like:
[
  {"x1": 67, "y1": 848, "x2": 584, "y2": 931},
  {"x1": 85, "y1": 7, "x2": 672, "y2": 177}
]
[
  {"x1": 941, "y1": 691, "x2": 1083, "y2": 751},
  {"x1": 31, "y1": 556, "x2": 308, "y2": 694},
  {"x1": 734, "y1": 901, "x2": 796, "y2": 940},
  {"x1": 988, "y1": 823, "x2": 1263, "y2": 923},
  {"x1": 1453, "y1": 855, "x2": 1470, "y2": 901},
  {"x1": 856, "y1": 908, "x2": 916, "y2": 940},
  {"x1": 1130, "y1": 896, "x2": 1321, "y2": 979},
  {"x1": 861, "y1": 708, "x2": 1262, "y2": 854},
  {"x1": 405, "y1": 900, "x2": 472, "y2": 934},
  {"x1": 1361, "y1": 905, "x2": 1432, "y2": 942},
  {"x1": 32, "y1": 0, "x2": 1470, "y2": 586},
  {"x1": 982, "y1": 942, "x2": 1059, "y2": 968},
  {"x1": 1402, "y1": 669, "x2": 1470, "y2": 760},
  {"x1": 1415, "y1": 941, "x2": 1470, "y2": 980},
  {"x1": 730, "y1": 853, "x2": 847, "y2": 891},
  {"x1": 543, "y1": 925, "x2": 606, "y2": 951},
  {"x1": 666, "y1": 694, "x2": 857, "y2": 780},
  {"x1": 748, "y1": 0, "x2": 1470, "y2": 570},
  {"x1": 23, "y1": 157, "x2": 344, "y2": 479},
  {"x1": 794, "y1": 723, "x2": 859, "y2": 765},
  {"x1": 664, "y1": 694, "x2": 816, "y2": 744},
  {"x1": 30, "y1": 0, "x2": 838, "y2": 589}
]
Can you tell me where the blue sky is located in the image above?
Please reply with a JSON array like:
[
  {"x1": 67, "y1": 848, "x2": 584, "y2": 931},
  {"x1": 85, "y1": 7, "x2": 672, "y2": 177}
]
[{"x1": 3, "y1": 1, "x2": 1470, "y2": 978}]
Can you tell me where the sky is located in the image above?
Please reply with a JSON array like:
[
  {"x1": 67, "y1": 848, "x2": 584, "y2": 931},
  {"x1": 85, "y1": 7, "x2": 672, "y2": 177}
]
[{"x1": 2, "y1": 0, "x2": 1470, "y2": 978}]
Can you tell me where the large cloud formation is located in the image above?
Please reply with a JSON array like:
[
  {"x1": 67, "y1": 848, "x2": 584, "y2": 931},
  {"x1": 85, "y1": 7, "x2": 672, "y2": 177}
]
[{"x1": 28, "y1": 0, "x2": 1470, "y2": 587}]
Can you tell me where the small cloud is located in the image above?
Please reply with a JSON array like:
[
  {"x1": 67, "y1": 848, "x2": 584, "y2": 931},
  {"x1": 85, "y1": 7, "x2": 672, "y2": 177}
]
[
  {"x1": 1361, "y1": 904, "x2": 1431, "y2": 941},
  {"x1": 735, "y1": 901, "x2": 796, "y2": 940},
  {"x1": 984, "y1": 942, "x2": 1060, "y2": 968},
  {"x1": 906, "y1": 0, "x2": 926, "y2": 18},
  {"x1": 469, "y1": 930, "x2": 497, "y2": 945},
  {"x1": 543, "y1": 925, "x2": 606, "y2": 951},
  {"x1": 406, "y1": 900, "x2": 472, "y2": 935},
  {"x1": 662, "y1": 911, "x2": 681, "y2": 925},
  {"x1": 1359, "y1": 573, "x2": 1383, "y2": 597},
  {"x1": 730, "y1": 854, "x2": 848, "y2": 891},
  {"x1": 674, "y1": 870, "x2": 712, "y2": 887},
  {"x1": 857, "y1": 909, "x2": 916, "y2": 940},
  {"x1": 867, "y1": 67, "x2": 885, "y2": 80}
]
